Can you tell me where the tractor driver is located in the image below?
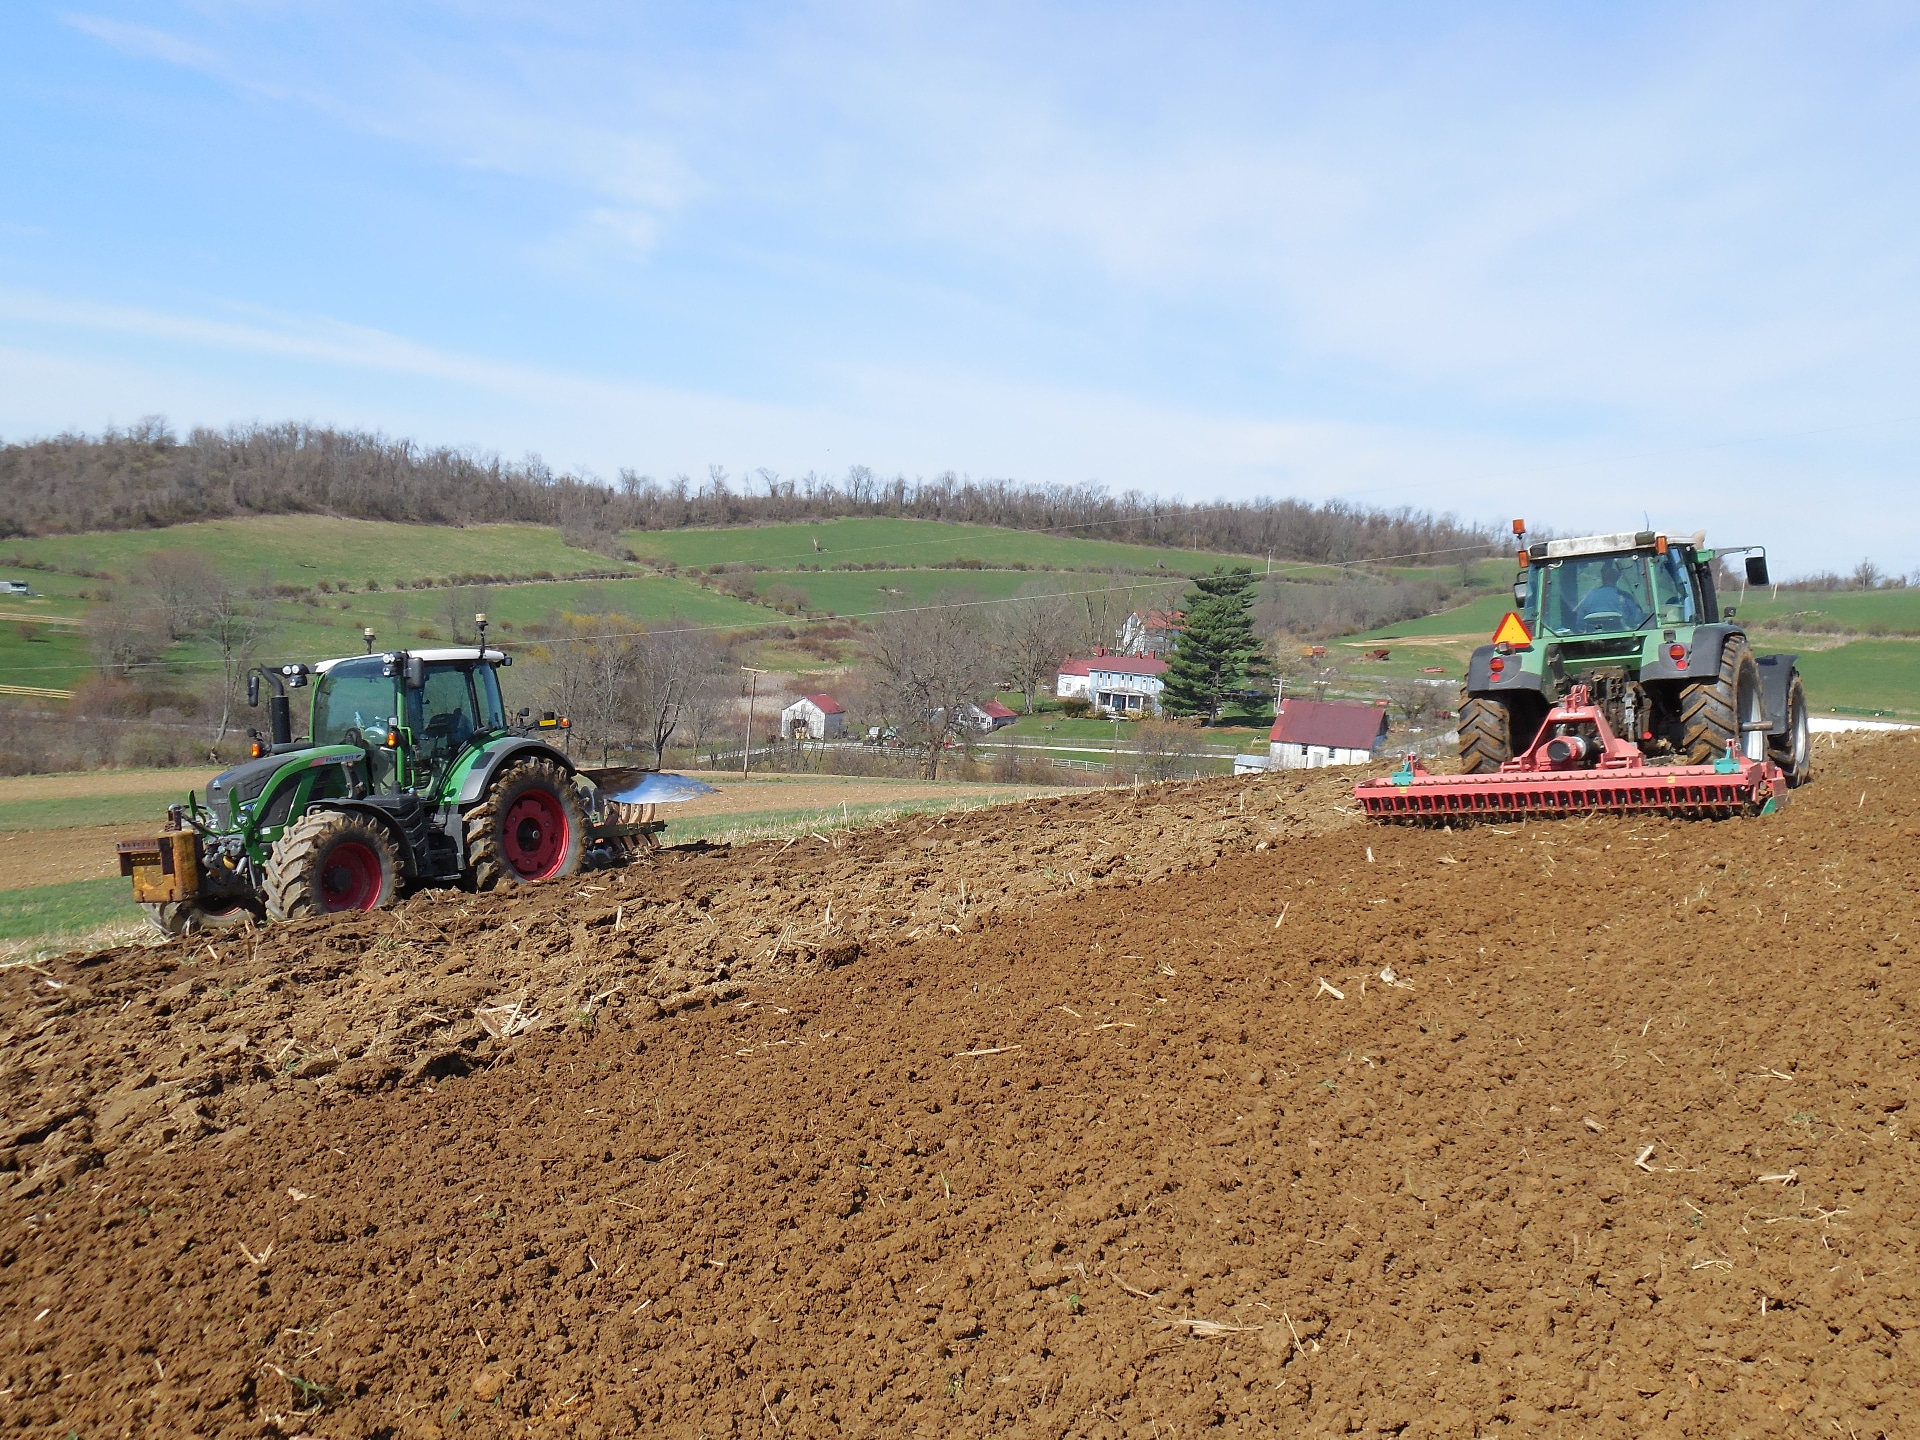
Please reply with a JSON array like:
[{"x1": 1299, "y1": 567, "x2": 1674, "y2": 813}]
[{"x1": 1573, "y1": 559, "x2": 1649, "y2": 631}]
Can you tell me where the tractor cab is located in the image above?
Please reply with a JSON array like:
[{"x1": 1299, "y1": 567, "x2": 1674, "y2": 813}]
[
  {"x1": 309, "y1": 648, "x2": 511, "y2": 793},
  {"x1": 1517, "y1": 535, "x2": 1713, "y2": 639}
]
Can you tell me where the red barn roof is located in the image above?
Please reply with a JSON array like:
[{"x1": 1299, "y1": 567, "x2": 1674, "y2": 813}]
[
  {"x1": 978, "y1": 700, "x2": 1017, "y2": 720},
  {"x1": 1268, "y1": 699, "x2": 1389, "y2": 751},
  {"x1": 801, "y1": 694, "x2": 844, "y2": 715},
  {"x1": 1087, "y1": 655, "x2": 1169, "y2": 678}
]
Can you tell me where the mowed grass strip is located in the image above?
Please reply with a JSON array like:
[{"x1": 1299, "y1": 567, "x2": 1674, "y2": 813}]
[
  {"x1": 0, "y1": 791, "x2": 199, "y2": 833},
  {"x1": 627, "y1": 516, "x2": 1259, "y2": 574}
]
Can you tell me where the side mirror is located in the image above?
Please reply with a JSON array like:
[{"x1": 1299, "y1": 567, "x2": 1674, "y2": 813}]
[
  {"x1": 1512, "y1": 581, "x2": 1528, "y2": 605},
  {"x1": 405, "y1": 655, "x2": 426, "y2": 690},
  {"x1": 247, "y1": 674, "x2": 260, "y2": 707},
  {"x1": 1745, "y1": 555, "x2": 1770, "y2": 587}
]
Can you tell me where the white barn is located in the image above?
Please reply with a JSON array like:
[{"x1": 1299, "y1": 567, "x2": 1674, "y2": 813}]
[
  {"x1": 1268, "y1": 698, "x2": 1389, "y2": 769},
  {"x1": 780, "y1": 694, "x2": 846, "y2": 740}
]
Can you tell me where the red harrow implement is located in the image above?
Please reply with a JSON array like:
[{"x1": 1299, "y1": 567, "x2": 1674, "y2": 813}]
[{"x1": 1356, "y1": 685, "x2": 1787, "y2": 823}]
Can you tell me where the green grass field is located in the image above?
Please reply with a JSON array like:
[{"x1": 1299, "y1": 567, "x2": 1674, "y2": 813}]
[
  {"x1": 0, "y1": 516, "x2": 629, "y2": 588},
  {"x1": 627, "y1": 516, "x2": 1260, "y2": 575},
  {"x1": 0, "y1": 876, "x2": 142, "y2": 945}
]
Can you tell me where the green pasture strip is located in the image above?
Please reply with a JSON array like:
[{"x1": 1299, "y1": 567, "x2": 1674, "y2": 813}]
[
  {"x1": 0, "y1": 516, "x2": 628, "y2": 588},
  {"x1": 1356, "y1": 593, "x2": 1512, "y2": 640},
  {"x1": 1793, "y1": 640, "x2": 1920, "y2": 717},
  {"x1": 0, "y1": 619, "x2": 94, "y2": 690},
  {"x1": 739, "y1": 568, "x2": 1078, "y2": 617},
  {"x1": 627, "y1": 517, "x2": 1258, "y2": 574},
  {"x1": 0, "y1": 792, "x2": 199, "y2": 833},
  {"x1": 1739, "y1": 589, "x2": 1920, "y2": 635},
  {"x1": 0, "y1": 876, "x2": 142, "y2": 944}
]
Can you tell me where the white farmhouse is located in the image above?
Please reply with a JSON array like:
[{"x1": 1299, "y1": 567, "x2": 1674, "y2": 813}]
[{"x1": 1087, "y1": 655, "x2": 1169, "y2": 717}]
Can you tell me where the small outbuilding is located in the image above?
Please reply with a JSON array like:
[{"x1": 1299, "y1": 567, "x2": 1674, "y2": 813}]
[
  {"x1": 780, "y1": 693, "x2": 846, "y2": 740},
  {"x1": 1268, "y1": 698, "x2": 1390, "y2": 769},
  {"x1": 960, "y1": 699, "x2": 1019, "y2": 732}
]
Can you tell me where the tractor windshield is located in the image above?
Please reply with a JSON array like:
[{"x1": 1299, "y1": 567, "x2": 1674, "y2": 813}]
[
  {"x1": 311, "y1": 658, "x2": 399, "y2": 746},
  {"x1": 1541, "y1": 555, "x2": 1654, "y2": 635}
]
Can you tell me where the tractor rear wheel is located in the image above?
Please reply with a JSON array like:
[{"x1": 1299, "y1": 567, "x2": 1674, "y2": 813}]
[
  {"x1": 1679, "y1": 636, "x2": 1763, "y2": 764},
  {"x1": 264, "y1": 810, "x2": 400, "y2": 920},
  {"x1": 1769, "y1": 669, "x2": 1813, "y2": 787},
  {"x1": 1458, "y1": 694, "x2": 1541, "y2": 773},
  {"x1": 142, "y1": 896, "x2": 263, "y2": 936},
  {"x1": 465, "y1": 758, "x2": 586, "y2": 890}
]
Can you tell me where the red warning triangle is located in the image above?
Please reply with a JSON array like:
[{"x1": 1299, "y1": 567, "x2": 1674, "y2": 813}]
[{"x1": 1491, "y1": 612, "x2": 1533, "y2": 647}]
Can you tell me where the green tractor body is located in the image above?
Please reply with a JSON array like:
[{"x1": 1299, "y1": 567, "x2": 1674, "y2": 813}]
[
  {"x1": 117, "y1": 642, "x2": 664, "y2": 934},
  {"x1": 1459, "y1": 528, "x2": 1812, "y2": 785}
]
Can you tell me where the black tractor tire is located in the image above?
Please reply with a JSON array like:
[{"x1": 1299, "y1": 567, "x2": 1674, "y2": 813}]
[
  {"x1": 465, "y1": 758, "x2": 587, "y2": 890},
  {"x1": 142, "y1": 896, "x2": 263, "y2": 936},
  {"x1": 1768, "y1": 670, "x2": 1813, "y2": 787},
  {"x1": 1678, "y1": 635, "x2": 1763, "y2": 764},
  {"x1": 1458, "y1": 694, "x2": 1541, "y2": 774},
  {"x1": 264, "y1": 810, "x2": 400, "y2": 920}
]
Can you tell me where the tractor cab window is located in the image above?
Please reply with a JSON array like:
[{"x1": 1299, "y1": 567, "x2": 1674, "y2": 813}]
[
  {"x1": 1649, "y1": 550, "x2": 1699, "y2": 625},
  {"x1": 1543, "y1": 556, "x2": 1653, "y2": 635},
  {"x1": 311, "y1": 659, "x2": 398, "y2": 747},
  {"x1": 407, "y1": 663, "x2": 507, "y2": 774}
]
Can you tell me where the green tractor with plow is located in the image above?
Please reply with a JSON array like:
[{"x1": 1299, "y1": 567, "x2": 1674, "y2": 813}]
[{"x1": 115, "y1": 623, "x2": 712, "y2": 934}]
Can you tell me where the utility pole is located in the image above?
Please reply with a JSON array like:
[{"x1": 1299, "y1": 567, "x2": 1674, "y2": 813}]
[{"x1": 740, "y1": 667, "x2": 766, "y2": 779}]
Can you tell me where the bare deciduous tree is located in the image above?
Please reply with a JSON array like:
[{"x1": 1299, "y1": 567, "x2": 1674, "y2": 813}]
[
  {"x1": 84, "y1": 591, "x2": 163, "y2": 676},
  {"x1": 143, "y1": 550, "x2": 220, "y2": 641},
  {"x1": 1130, "y1": 720, "x2": 1203, "y2": 781},
  {"x1": 201, "y1": 578, "x2": 273, "y2": 743},
  {"x1": 868, "y1": 599, "x2": 998, "y2": 779},
  {"x1": 996, "y1": 586, "x2": 1074, "y2": 713}
]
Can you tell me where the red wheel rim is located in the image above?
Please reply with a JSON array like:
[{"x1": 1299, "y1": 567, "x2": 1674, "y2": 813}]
[
  {"x1": 502, "y1": 789, "x2": 568, "y2": 880},
  {"x1": 317, "y1": 840, "x2": 383, "y2": 911}
]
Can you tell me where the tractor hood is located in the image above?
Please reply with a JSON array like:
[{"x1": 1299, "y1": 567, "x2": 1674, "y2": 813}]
[{"x1": 204, "y1": 752, "x2": 289, "y2": 829}]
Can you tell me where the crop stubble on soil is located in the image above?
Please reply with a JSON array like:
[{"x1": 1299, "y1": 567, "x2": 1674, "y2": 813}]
[{"x1": 5, "y1": 735, "x2": 1920, "y2": 1437}]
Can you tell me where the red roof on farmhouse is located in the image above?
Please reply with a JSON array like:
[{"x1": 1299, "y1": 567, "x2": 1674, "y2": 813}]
[
  {"x1": 1087, "y1": 655, "x2": 1169, "y2": 678},
  {"x1": 801, "y1": 694, "x2": 845, "y2": 715},
  {"x1": 1268, "y1": 699, "x2": 1389, "y2": 751},
  {"x1": 979, "y1": 701, "x2": 1017, "y2": 720},
  {"x1": 1058, "y1": 658, "x2": 1092, "y2": 677}
]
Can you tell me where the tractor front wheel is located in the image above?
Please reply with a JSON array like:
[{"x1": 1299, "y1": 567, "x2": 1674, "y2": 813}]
[
  {"x1": 1458, "y1": 694, "x2": 1542, "y2": 773},
  {"x1": 264, "y1": 810, "x2": 400, "y2": 920},
  {"x1": 1679, "y1": 636, "x2": 1763, "y2": 764},
  {"x1": 142, "y1": 896, "x2": 263, "y2": 936},
  {"x1": 465, "y1": 758, "x2": 586, "y2": 890}
]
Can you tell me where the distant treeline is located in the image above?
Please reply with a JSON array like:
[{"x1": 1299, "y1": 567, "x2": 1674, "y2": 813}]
[{"x1": 0, "y1": 418, "x2": 1496, "y2": 566}]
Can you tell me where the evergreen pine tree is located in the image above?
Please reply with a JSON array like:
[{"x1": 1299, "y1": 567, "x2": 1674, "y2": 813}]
[{"x1": 1161, "y1": 567, "x2": 1271, "y2": 720}]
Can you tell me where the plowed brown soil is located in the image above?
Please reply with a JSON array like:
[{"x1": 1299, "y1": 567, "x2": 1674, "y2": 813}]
[{"x1": 6, "y1": 735, "x2": 1920, "y2": 1438}]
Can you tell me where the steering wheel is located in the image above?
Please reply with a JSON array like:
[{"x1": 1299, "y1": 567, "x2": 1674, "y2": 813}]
[
  {"x1": 341, "y1": 726, "x2": 366, "y2": 747},
  {"x1": 1582, "y1": 611, "x2": 1624, "y2": 633}
]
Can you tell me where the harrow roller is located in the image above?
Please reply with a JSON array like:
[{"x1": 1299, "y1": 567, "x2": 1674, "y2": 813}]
[{"x1": 1356, "y1": 684, "x2": 1786, "y2": 823}]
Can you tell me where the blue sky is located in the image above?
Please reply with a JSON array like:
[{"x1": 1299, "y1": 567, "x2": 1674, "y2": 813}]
[{"x1": 2, "y1": 2, "x2": 1918, "y2": 573}]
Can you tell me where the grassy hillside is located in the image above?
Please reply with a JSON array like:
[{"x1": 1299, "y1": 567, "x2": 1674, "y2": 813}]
[
  {"x1": 626, "y1": 516, "x2": 1260, "y2": 574},
  {"x1": 1, "y1": 516, "x2": 625, "y2": 588}
]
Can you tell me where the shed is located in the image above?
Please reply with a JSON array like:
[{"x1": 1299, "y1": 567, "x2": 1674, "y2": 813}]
[
  {"x1": 1268, "y1": 698, "x2": 1389, "y2": 769},
  {"x1": 780, "y1": 694, "x2": 846, "y2": 740},
  {"x1": 960, "y1": 699, "x2": 1019, "y2": 732}
]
